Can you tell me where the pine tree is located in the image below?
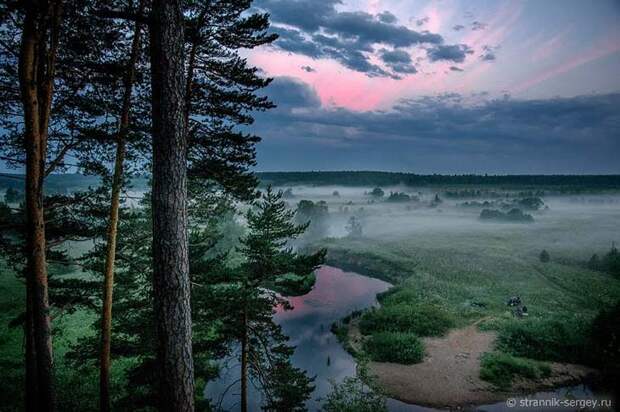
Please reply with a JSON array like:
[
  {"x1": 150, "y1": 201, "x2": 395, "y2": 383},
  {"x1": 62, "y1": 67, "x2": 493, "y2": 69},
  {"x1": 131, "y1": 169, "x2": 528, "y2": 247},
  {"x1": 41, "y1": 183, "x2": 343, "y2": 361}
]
[
  {"x1": 0, "y1": 1, "x2": 152, "y2": 407},
  {"x1": 222, "y1": 187, "x2": 325, "y2": 411},
  {"x1": 149, "y1": 0, "x2": 195, "y2": 408},
  {"x1": 183, "y1": 0, "x2": 277, "y2": 200},
  {"x1": 94, "y1": 2, "x2": 147, "y2": 409}
]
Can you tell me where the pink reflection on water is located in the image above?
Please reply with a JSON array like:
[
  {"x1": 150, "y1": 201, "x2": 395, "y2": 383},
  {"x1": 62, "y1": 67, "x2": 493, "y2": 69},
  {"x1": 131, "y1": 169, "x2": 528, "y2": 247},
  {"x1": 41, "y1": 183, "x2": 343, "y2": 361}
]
[{"x1": 275, "y1": 265, "x2": 392, "y2": 321}]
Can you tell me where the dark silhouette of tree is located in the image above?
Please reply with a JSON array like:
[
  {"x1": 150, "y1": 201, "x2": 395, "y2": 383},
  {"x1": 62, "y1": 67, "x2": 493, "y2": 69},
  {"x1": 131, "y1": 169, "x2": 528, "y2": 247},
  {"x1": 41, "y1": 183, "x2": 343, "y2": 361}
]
[
  {"x1": 370, "y1": 187, "x2": 385, "y2": 198},
  {"x1": 539, "y1": 250, "x2": 550, "y2": 263},
  {"x1": 4, "y1": 188, "x2": 22, "y2": 203},
  {"x1": 227, "y1": 188, "x2": 325, "y2": 411},
  {"x1": 346, "y1": 216, "x2": 363, "y2": 238},
  {"x1": 296, "y1": 199, "x2": 329, "y2": 240},
  {"x1": 149, "y1": 0, "x2": 195, "y2": 408},
  {"x1": 96, "y1": 2, "x2": 147, "y2": 410}
]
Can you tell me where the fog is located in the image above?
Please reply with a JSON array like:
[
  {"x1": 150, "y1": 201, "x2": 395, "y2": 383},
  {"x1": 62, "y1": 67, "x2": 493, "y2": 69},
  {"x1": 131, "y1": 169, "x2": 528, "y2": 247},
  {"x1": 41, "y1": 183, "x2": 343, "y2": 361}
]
[{"x1": 276, "y1": 185, "x2": 620, "y2": 259}]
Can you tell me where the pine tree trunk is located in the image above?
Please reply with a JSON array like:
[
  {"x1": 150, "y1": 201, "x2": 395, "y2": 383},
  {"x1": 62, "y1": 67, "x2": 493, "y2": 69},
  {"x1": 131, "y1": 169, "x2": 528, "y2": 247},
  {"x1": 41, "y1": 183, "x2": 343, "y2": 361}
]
[
  {"x1": 19, "y1": 1, "x2": 58, "y2": 409},
  {"x1": 99, "y1": 10, "x2": 144, "y2": 411},
  {"x1": 240, "y1": 309, "x2": 249, "y2": 412},
  {"x1": 149, "y1": 0, "x2": 195, "y2": 410},
  {"x1": 25, "y1": 283, "x2": 38, "y2": 411}
]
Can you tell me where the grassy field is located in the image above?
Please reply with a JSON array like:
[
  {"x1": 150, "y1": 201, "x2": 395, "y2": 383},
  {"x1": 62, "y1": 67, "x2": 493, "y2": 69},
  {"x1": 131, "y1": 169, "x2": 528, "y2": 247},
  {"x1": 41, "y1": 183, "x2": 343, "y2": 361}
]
[
  {"x1": 0, "y1": 260, "x2": 128, "y2": 411},
  {"x1": 308, "y1": 191, "x2": 620, "y2": 388}
]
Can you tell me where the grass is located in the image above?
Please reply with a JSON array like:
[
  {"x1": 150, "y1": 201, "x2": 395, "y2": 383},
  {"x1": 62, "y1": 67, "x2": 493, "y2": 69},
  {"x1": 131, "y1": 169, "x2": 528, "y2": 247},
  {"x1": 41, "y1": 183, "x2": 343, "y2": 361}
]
[
  {"x1": 495, "y1": 315, "x2": 590, "y2": 364},
  {"x1": 359, "y1": 302, "x2": 454, "y2": 337},
  {"x1": 480, "y1": 351, "x2": 551, "y2": 389},
  {"x1": 0, "y1": 260, "x2": 130, "y2": 411},
  {"x1": 363, "y1": 332, "x2": 424, "y2": 364},
  {"x1": 321, "y1": 205, "x2": 620, "y2": 371}
]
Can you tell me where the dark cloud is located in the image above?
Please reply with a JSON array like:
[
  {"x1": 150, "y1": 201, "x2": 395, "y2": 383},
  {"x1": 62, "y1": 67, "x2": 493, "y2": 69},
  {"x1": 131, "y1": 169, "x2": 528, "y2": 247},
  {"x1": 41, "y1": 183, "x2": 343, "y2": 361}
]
[
  {"x1": 256, "y1": 0, "x2": 340, "y2": 32},
  {"x1": 379, "y1": 49, "x2": 417, "y2": 74},
  {"x1": 265, "y1": 77, "x2": 322, "y2": 109},
  {"x1": 471, "y1": 21, "x2": 487, "y2": 31},
  {"x1": 301, "y1": 65, "x2": 316, "y2": 72},
  {"x1": 270, "y1": 27, "x2": 323, "y2": 57},
  {"x1": 452, "y1": 24, "x2": 465, "y2": 31},
  {"x1": 377, "y1": 10, "x2": 397, "y2": 24},
  {"x1": 426, "y1": 44, "x2": 473, "y2": 63},
  {"x1": 254, "y1": 78, "x2": 620, "y2": 173},
  {"x1": 480, "y1": 45, "x2": 498, "y2": 62},
  {"x1": 379, "y1": 49, "x2": 411, "y2": 64},
  {"x1": 416, "y1": 16, "x2": 430, "y2": 26},
  {"x1": 449, "y1": 66, "x2": 464, "y2": 72},
  {"x1": 325, "y1": 11, "x2": 442, "y2": 47},
  {"x1": 256, "y1": 0, "x2": 449, "y2": 78}
]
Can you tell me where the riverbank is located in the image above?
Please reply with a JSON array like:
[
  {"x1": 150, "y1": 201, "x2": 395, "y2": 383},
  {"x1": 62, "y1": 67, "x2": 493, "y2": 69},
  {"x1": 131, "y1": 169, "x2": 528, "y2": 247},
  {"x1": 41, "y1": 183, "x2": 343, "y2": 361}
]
[
  {"x1": 319, "y1": 228, "x2": 619, "y2": 408},
  {"x1": 347, "y1": 319, "x2": 595, "y2": 408}
]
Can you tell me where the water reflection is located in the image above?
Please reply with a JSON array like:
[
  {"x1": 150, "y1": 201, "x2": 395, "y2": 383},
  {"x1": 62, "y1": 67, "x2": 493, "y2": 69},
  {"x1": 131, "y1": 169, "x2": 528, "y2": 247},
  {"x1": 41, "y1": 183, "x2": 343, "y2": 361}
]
[
  {"x1": 205, "y1": 265, "x2": 391, "y2": 411},
  {"x1": 205, "y1": 266, "x2": 607, "y2": 412}
]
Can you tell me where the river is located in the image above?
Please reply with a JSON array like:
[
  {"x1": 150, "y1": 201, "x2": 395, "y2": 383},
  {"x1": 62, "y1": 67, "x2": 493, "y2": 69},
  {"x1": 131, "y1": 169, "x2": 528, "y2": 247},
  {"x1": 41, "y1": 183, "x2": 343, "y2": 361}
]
[{"x1": 205, "y1": 266, "x2": 609, "y2": 412}]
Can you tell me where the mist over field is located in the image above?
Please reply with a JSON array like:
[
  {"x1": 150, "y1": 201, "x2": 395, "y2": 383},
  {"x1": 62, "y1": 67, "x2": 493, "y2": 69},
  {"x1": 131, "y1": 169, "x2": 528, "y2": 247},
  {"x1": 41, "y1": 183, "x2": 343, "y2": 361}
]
[{"x1": 274, "y1": 184, "x2": 620, "y2": 257}]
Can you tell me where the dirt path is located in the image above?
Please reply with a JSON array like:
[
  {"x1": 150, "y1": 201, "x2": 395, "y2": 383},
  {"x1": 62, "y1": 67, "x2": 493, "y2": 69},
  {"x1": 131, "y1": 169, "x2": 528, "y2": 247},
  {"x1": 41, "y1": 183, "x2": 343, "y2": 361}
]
[{"x1": 348, "y1": 322, "x2": 595, "y2": 408}]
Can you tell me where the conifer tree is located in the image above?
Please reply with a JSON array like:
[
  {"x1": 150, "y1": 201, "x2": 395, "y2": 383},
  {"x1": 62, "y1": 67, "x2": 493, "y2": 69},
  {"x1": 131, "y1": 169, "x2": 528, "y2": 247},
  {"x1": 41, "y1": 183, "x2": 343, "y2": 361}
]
[{"x1": 224, "y1": 187, "x2": 326, "y2": 411}]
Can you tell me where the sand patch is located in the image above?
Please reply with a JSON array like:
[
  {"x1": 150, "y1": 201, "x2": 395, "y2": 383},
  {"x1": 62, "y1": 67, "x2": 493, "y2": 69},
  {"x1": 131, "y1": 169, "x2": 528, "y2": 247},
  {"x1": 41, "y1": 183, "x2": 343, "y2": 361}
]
[{"x1": 348, "y1": 322, "x2": 595, "y2": 408}]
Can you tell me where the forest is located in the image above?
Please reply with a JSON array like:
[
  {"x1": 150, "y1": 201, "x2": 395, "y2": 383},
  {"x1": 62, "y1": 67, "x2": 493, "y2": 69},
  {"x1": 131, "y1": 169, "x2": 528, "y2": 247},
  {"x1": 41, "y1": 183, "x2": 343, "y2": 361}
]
[
  {"x1": 1, "y1": 0, "x2": 619, "y2": 412},
  {"x1": 258, "y1": 172, "x2": 620, "y2": 191}
]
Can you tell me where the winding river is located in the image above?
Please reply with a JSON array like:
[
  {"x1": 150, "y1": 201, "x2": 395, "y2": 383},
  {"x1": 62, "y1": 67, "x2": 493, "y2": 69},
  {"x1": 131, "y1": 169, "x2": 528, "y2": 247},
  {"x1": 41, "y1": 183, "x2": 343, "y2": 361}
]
[{"x1": 206, "y1": 266, "x2": 607, "y2": 412}]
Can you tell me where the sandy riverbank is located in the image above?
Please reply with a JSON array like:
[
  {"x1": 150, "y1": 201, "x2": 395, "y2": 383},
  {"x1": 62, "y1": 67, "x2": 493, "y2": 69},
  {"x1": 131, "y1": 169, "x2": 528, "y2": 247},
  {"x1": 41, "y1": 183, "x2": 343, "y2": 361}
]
[{"x1": 347, "y1": 322, "x2": 595, "y2": 408}]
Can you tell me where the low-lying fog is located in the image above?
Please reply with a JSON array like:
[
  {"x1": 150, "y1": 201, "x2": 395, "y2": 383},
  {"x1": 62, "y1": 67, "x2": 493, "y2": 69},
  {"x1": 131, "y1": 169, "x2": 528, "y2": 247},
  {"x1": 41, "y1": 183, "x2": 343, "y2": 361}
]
[{"x1": 275, "y1": 185, "x2": 620, "y2": 259}]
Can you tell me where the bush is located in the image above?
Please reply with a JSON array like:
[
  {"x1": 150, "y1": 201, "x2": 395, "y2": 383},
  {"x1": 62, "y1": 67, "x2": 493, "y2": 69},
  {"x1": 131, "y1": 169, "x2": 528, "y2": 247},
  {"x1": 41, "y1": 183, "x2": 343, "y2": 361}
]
[
  {"x1": 496, "y1": 317, "x2": 589, "y2": 363},
  {"x1": 322, "y1": 362, "x2": 387, "y2": 412},
  {"x1": 480, "y1": 351, "x2": 551, "y2": 389},
  {"x1": 359, "y1": 303, "x2": 454, "y2": 337},
  {"x1": 587, "y1": 302, "x2": 620, "y2": 383},
  {"x1": 386, "y1": 192, "x2": 410, "y2": 202},
  {"x1": 479, "y1": 208, "x2": 534, "y2": 223},
  {"x1": 363, "y1": 332, "x2": 424, "y2": 364},
  {"x1": 539, "y1": 249, "x2": 550, "y2": 262},
  {"x1": 369, "y1": 187, "x2": 384, "y2": 198}
]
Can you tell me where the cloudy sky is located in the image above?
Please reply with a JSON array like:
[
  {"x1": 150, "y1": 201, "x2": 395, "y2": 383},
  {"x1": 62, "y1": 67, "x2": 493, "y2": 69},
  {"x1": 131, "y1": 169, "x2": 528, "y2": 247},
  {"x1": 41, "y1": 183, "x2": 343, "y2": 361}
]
[{"x1": 248, "y1": 0, "x2": 620, "y2": 173}]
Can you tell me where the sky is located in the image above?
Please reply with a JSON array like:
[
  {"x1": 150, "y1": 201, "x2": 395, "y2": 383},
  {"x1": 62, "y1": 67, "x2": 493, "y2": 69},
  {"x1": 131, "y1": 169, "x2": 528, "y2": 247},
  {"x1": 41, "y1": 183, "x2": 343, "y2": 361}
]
[
  {"x1": 1, "y1": 0, "x2": 618, "y2": 175},
  {"x1": 247, "y1": 0, "x2": 620, "y2": 173}
]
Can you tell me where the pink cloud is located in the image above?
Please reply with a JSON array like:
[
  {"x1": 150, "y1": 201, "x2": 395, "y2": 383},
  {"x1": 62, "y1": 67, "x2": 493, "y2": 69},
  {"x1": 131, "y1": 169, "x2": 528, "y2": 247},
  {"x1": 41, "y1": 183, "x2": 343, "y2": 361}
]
[
  {"x1": 530, "y1": 29, "x2": 570, "y2": 62},
  {"x1": 511, "y1": 31, "x2": 620, "y2": 94},
  {"x1": 248, "y1": 50, "x2": 388, "y2": 111}
]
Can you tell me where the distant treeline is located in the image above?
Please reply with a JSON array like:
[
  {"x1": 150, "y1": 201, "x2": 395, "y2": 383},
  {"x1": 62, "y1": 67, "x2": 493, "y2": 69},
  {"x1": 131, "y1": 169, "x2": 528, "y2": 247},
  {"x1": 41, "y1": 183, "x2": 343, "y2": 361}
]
[
  {"x1": 258, "y1": 171, "x2": 620, "y2": 190},
  {"x1": 3, "y1": 172, "x2": 620, "y2": 194},
  {"x1": 0, "y1": 173, "x2": 149, "y2": 194}
]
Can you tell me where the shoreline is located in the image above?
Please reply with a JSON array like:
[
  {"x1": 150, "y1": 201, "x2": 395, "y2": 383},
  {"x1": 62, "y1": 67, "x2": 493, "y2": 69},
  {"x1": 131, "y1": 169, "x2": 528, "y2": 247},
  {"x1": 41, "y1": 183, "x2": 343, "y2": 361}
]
[{"x1": 345, "y1": 320, "x2": 596, "y2": 409}]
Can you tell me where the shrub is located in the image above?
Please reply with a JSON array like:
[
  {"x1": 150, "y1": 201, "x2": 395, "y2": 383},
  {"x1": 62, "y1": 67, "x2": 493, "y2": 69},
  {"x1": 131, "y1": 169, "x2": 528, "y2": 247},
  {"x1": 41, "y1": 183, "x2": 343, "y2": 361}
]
[
  {"x1": 517, "y1": 197, "x2": 544, "y2": 210},
  {"x1": 539, "y1": 250, "x2": 550, "y2": 263},
  {"x1": 480, "y1": 351, "x2": 551, "y2": 389},
  {"x1": 587, "y1": 302, "x2": 620, "y2": 384},
  {"x1": 359, "y1": 303, "x2": 454, "y2": 337},
  {"x1": 369, "y1": 187, "x2": 384, "y2": 198},
  {"x1": 479, "y1": 208, "x2": 534, "y2": 223},
  {"x1": 386, "y1": 192, "x2": 410, "y2": 202},
  {"x1": 322, "y1": 362, "x2": 387, "y2": 412},
  {"x1": 496, "y1": 317, "x2": 589, "y2": 363},
  {"x1": 363, "y1": 332, "x2": 424, "y2": 364}
]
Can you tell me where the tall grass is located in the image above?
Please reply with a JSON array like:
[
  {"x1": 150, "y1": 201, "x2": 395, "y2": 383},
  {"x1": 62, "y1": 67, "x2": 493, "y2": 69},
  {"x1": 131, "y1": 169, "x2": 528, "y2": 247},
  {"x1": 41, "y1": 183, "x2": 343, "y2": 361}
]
[
  {"x1": 363, "y1": 332, "x2": 424, "y2": 364},
  {"x1": 480, "y1": 351, "x2": 551, "y2": 389},
  {"x1": 359, "y1": 303, "x2": 454, "y2": 337},
  {"x1": 496, "y1": 316, "x2": 590, "y2": 364}
]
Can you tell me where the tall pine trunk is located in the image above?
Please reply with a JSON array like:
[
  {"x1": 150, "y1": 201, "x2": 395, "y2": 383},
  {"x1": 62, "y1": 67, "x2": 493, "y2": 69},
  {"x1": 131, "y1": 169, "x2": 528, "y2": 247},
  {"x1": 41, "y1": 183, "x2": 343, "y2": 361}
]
[
  {"x1": 240, "y1": 309, "x2": 249, "y2": 412},
  {"x1": 19, "y1": 1, "x2": 61, "y2": 409},
  {"x1": 98, "y1": 9, "x2": 144, "y2": 411},
  {"x1": 149, "y1": 0, "x2": 195, "y2": 410}
]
